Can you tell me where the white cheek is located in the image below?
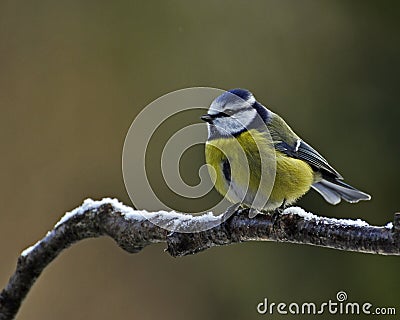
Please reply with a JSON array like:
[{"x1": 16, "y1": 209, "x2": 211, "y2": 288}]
[
  {"x1": 233, "y1": 110, "x2": 257, "y2": 128},
  {"x1": 207, "y1": 110, "x2": 258, "y2": 138},
  {"x1": 210, "y1": 119, "x2": 235, "y2": 137}
]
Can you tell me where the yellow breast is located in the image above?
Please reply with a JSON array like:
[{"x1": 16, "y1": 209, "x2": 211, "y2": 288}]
[
  {"x1": 205, "y1": 129, "x2": 314, "y2": 210},
  {"x1": 271, "y1": 151, "x2": 314, "y2": 205}
]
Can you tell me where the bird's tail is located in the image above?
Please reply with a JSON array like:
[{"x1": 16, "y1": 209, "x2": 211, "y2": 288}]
[{"x1": 311, "y1": 179, "x2": 371, "y2": 205}]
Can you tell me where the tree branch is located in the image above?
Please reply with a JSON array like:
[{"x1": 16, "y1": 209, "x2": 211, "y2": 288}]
[{"x1": 1, "y1": 198, "x2": 399, "y2": 320}]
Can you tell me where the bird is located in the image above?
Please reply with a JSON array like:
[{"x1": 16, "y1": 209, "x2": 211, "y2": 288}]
[{"x1": 201, "y1": 88, "x2": 371, "y2": 215}]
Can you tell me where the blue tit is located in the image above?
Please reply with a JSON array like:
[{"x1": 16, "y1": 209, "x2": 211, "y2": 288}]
[{"x1": 201, "y1": 88, "x2": 371, "y2": 212}]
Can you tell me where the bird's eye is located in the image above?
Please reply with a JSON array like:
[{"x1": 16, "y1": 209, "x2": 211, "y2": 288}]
[{"x1": 224, "y1": 109, "x2": 235, "y2": 116}]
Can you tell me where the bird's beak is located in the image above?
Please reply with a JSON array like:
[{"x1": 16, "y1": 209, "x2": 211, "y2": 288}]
[{"x1": 201, "y1": 114, "x2": 214, "y2": 123}]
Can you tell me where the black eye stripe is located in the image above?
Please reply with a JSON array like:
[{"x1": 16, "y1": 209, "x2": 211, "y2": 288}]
[
  {"x1": 222, "y1": 106, "x2": 253, "y2": 117},
  {"x1": 221, "y1": 110, "x2": 233, "y2": 117},
  {"x1": 210, "y1": 111, "x2": 229, "y2": 118},
  {"x1": 210, "y1": 106, "x2": 254, "y2": 119}
]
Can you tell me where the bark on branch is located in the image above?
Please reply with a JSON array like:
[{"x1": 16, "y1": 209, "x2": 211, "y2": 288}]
[{"x1": 1, "y1": 198, "x2": 399, "y2": 320}]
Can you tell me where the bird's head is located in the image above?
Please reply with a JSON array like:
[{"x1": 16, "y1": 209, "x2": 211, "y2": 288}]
[{"x1": 201, "y1": 88, "x2": 267, "y2": 138}]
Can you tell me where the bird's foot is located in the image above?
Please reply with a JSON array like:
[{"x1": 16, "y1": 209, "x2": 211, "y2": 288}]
[
  {"x1": 272, "y1": 200, "x2": 286, "y2": 227},
  {"x1": 271, "y1": 208, "x2": 283, "y2": 226},
  {"x1": 222, "y1": 204, "x2": 263, "y2": 219}
]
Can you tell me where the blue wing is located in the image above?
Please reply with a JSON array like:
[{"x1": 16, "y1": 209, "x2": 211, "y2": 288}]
[{"x1": 275, "y1": 139, "x2": 343, "y2": 179}]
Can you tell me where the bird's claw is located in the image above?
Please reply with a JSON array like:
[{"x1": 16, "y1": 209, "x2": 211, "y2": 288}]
[{"x1": 271, "y1": 207, "x2": 284, "y2": 228}]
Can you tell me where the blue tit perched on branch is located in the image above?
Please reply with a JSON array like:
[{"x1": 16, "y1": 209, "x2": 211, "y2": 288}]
[{"x1": 201, "y1": 89, "x2": 370, "y2": 213}]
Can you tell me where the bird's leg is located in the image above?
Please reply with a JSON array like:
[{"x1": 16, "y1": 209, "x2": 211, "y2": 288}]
[{"x1": 271, "y1": 200, "x2": 286, "y2": 226}]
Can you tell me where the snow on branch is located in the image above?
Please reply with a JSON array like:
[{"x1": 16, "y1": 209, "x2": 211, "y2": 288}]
[{"x1": 1, "y1": 198, "x2": 400, "y2": 320}]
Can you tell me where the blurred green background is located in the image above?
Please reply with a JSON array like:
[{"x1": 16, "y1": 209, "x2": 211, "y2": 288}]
[{"x1": 1, "y1": 1, "x2": 399, "y2": 319}]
